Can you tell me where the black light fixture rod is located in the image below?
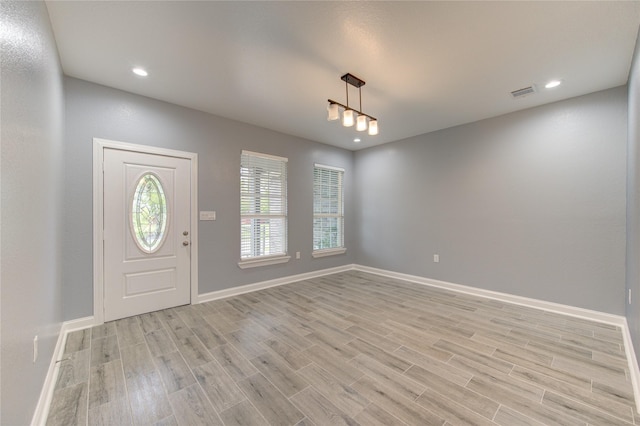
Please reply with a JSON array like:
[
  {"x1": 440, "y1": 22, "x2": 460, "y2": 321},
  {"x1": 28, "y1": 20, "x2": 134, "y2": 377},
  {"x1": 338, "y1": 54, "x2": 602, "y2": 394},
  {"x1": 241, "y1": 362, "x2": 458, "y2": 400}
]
[
  {"x1": 345, "y1": 79, "x2": 349, "y2": 108},
  {"x1": 327, "y1": 99, "x2": 377, "y2": 121}
]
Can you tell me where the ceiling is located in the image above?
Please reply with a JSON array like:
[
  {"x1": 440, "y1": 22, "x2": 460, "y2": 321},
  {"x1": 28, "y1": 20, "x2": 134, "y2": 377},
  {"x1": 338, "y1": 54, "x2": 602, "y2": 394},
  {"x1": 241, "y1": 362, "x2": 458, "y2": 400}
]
[{"x1": 45, "y1": 1, "x2": 640, "y2": 151}]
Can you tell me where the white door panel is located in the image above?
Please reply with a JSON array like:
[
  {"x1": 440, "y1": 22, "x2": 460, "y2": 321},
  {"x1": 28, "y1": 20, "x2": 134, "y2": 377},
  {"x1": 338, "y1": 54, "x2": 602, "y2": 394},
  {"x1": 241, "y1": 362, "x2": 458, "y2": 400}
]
[{"x1": 103, "y1": 148, "x2": 191, "y2": 321}]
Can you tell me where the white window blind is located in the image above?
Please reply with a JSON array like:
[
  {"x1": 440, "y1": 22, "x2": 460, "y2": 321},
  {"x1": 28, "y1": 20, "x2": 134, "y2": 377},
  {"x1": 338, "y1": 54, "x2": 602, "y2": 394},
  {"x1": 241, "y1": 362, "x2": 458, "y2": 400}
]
[
  {"x1": 313, "y1": 164, "x2": 344, "y2": 252},
  {"x1": 241, "y1": 151, "x2": 288, "y2": 260}
]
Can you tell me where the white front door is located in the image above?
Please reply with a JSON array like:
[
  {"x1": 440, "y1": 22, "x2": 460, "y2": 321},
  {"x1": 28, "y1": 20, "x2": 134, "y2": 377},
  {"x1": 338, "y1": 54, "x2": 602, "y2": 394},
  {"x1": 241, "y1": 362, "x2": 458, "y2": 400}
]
[{"x1": 103, "y1": 148, "x2": 192, "y2": 321}]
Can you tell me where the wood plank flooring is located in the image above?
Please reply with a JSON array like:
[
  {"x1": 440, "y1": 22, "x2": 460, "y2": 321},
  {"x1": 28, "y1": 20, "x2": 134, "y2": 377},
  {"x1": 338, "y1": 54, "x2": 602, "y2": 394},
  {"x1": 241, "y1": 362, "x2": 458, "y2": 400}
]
[{"x1": 46, "y1": 271, "x2": 638, "y2": 425}]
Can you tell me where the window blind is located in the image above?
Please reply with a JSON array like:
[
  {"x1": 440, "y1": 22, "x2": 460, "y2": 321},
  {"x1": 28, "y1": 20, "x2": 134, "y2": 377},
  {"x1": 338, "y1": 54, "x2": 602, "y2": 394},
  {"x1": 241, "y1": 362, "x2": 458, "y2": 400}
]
[
  {"x1": 313, "y1": 164, "x2": 344, "y2": 251},
  {"x1": 241, "y1": 151, "x2": 288, "y2": 259}
]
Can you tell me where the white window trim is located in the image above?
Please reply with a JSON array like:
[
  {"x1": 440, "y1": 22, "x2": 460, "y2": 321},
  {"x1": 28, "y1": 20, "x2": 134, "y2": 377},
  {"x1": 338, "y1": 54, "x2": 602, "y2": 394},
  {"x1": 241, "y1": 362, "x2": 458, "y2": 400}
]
[
  {"x1": 240, "y1": 150, "x2": 289, "y2": 265},
  {"x1": 311, "y1": 247, "x2": 347, "y2": 258},
  {"x1": 313, "y1": 163, "x2": 345, "y2": 254},
  {"x1": 314, "y1": 163, "x2": 344, "y2": 173},
  {"x1": 242, "y1": 150, "x2": 288, "y2": 163},
  {"x1": 238, "y1": 254, "x2": 291, "y2": 269}
]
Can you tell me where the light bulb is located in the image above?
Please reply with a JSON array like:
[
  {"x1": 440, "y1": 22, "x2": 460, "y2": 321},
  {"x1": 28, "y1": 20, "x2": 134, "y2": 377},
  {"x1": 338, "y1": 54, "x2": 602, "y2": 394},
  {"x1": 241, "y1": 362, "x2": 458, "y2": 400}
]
[
  {"x1": 545, "y1": 80, "x2": 561, "y2": 89},
  {"x1": 356, "y1": 114, "x2": 367, "y2": 131},
  {"x1": 343, "y1": 109, "x2": 354, "y2": 127},
  {"x1": 368, "y1": 119, "x2": 378, "y2": 135},
  {"x1": 327, "y1": 103, "x2": 339, "y2": 121}
]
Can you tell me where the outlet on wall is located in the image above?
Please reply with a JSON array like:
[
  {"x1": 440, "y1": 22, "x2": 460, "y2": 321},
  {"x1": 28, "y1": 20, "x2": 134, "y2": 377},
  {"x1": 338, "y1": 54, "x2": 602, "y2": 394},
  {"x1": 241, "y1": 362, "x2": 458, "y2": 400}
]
[
  {"x1": 33, "y1": 335, "x2": 38, "y2": 363},
  {"x1": 433, "y1": 254, "x2": 440, "y2": 263},
  {"x1": 296, "y1": 251, "x2": 301, "y2": 259}
]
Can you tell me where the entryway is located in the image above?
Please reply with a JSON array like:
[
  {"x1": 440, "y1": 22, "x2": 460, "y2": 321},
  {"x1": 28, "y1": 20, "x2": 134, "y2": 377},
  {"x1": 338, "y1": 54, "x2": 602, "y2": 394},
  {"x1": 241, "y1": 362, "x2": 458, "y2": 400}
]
[{"x1": 94, "y1": 139, "x2": 198, "y2": 322}]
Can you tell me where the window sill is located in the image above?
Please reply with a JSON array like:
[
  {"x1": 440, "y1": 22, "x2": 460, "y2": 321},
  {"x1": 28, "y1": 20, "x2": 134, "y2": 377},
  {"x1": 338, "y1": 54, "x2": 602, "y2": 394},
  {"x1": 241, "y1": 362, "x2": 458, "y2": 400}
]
[
  {"x1": 238, "y1": 255, "x2": 291, "y2": 269},
  {"x1": 312, "y1": 248, "x2": 347, "y2": 258}
]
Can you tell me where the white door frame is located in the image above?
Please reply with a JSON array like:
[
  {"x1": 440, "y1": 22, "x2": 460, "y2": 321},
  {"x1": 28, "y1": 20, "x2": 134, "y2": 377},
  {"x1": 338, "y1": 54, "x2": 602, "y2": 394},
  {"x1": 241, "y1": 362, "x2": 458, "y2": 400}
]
[{"x1": 93, "y1": 138, "x2": 198, "y2": 324}]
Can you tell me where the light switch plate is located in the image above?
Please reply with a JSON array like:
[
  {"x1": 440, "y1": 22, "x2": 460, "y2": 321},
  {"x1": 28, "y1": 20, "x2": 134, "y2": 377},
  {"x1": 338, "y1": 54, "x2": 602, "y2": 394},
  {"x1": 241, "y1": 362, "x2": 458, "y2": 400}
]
[{"x1": 199, "y1": 211, "x2": 216, "y2": 221}]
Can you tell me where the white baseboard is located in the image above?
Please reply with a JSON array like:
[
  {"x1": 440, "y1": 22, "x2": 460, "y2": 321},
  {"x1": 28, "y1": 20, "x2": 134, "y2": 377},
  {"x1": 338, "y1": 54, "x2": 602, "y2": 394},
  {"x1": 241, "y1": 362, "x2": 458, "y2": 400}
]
[
  {"x1": 31, "y1": 316, "x2": 95, "y2": 426},
  {"x1": 621, "y1": 318, "x2": 640, "y2": 415},
  {"x1": 353, "y1": 264, "x2": 640, "y2": 414},
  {"x1": 30, "y1": 323, "x2": 64, "y2": 426},
  {"x1": 34, "y1": 264, "x2": 357, "y2": 426},
  {"x1": 354, "y1": 265, "x2": 625, "y2": 326},
  {"x1": 61, "y1": 316, "x2": 96, "y2": 333},
  {"x1": 197, "y1": 264, "x2": 356, "y2": 304},
  {"x1": 33, "y1": 264, "x2": 640, "y2": 420}
]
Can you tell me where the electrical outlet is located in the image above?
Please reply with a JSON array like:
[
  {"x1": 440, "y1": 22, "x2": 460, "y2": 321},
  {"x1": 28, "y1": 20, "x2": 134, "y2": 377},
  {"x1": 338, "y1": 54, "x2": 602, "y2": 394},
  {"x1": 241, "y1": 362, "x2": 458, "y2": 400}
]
[
  {"x1": 296, "y1": 251, "x2": 301, "y2": 259},
  {"x1": 433, "y1": 254, "x2": 440, "y2": 263},
  {"x1": 33, "y1": 335, "x2": 38, "y2": 363}
]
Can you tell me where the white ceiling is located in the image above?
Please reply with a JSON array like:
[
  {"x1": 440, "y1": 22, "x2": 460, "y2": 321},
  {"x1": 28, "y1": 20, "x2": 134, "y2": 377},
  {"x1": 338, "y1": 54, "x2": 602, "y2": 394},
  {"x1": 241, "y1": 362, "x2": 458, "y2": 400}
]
[{"x1": 45, "y1": 1, "x2": 640, "y2": 151}]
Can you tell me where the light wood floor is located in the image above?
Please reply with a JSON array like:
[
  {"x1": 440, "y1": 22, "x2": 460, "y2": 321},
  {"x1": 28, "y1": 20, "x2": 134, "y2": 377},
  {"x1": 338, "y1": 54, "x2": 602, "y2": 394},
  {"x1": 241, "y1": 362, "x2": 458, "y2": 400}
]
[{"x1": 47, "y1": 271, "x2": 638, "y2": 425}]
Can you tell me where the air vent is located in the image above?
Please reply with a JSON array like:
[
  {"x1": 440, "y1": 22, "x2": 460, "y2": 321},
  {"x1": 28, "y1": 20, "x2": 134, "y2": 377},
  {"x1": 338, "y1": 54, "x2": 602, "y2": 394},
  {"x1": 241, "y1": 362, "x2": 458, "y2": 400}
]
[{"x1": 510, "y1": 85, "x2": 536, "y2": 99}]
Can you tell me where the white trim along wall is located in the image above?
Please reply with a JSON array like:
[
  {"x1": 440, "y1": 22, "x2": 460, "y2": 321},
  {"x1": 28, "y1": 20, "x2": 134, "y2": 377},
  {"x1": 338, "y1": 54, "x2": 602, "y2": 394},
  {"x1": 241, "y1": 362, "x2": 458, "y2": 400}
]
[
  {"x1": 31, "y1": 316, "x2": 95, "y2": 426},
  {"x1": 31, "y1": 264, "x2": 640, "y2": 424}
]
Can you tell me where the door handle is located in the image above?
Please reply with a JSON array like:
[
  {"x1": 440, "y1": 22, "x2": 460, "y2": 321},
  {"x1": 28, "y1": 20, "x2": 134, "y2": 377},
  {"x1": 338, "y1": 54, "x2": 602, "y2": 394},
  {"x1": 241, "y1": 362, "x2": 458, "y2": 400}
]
[{"x1": 183, "y1": 241, "x2": 190, "y2": 246}]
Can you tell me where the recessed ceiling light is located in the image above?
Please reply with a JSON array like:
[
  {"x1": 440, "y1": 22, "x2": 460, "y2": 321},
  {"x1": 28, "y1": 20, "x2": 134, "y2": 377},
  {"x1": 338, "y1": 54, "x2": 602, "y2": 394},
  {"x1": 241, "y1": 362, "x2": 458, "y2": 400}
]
[
  {"x1": 545, "y1": 80, "x2": 561, "y2": 89},
  {"x1": 354, "y1": 138, "x2": 361, "y2": 143},
  {"x1": 132, "y1": 67, "x2": 148, "y2": 77}
]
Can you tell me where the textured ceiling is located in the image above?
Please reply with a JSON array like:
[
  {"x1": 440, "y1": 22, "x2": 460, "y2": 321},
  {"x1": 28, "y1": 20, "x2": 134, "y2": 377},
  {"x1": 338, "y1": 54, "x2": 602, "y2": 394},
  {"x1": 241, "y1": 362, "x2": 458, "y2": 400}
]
[{"x1": 45, "y1": 1, "x2": 640, "y2": 150}]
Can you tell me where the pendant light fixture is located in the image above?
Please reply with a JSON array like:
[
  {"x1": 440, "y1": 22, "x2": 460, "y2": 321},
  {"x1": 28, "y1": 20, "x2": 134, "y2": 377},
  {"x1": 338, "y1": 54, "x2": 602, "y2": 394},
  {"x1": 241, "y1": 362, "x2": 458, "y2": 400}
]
[
  {"x1": 356, "y1": 115, "x2": 367, "y2": 131},
  {"x1": 327, "y1": 73, "x2": 378, "y2": 136},
  {"x1": 343, "y1": 109, "x2": 354, "y2": 127},
  {"x1": 326, "y1": 102, "x2": 339, "y2": 121}
]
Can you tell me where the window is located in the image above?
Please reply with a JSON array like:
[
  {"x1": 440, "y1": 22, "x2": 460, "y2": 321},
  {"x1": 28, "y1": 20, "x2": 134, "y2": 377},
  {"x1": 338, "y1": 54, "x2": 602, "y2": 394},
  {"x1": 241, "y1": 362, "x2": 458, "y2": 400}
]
[
  {"x1": 313, "y1": 164, "x2": 346, "y2": 257},
  {"x1": 130, "y1": 173, "x2": 168, "y2": 253},
  {"x1": 239, "y1": 150, "x2": 289, "y2": 268}
]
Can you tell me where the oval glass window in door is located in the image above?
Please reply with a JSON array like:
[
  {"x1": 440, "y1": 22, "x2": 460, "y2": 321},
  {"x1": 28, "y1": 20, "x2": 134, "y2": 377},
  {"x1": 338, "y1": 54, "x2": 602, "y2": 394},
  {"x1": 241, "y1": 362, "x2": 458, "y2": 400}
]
[{"x1": 131, "y1": 173, "x2": 168, "y2": 253}]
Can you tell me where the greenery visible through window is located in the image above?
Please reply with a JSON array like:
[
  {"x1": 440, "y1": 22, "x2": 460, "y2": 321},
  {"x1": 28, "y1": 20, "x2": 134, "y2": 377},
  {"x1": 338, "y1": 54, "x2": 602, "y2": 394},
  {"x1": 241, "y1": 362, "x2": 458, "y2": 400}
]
[
  {"x1": 131, "y1": 173, "x2": 167, "y2": 253},
  {"x1": 313, "y1": 164, "x2": 344, "y2": 251},
  {"x1": 241, "y1": 151, "x2": 288, "y2": 259}
]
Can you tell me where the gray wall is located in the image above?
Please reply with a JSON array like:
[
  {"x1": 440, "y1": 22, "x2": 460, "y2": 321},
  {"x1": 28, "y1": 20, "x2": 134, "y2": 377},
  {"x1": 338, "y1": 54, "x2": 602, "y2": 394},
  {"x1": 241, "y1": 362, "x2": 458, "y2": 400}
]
[
  {"x1": 63, "y1": 77, "x2": 355, "y2": 320},
  {"x1": 355, "y1": 87, "x2": 627, "y2": 315},
  {"x1": 1, "y1": 1, "x2": 65, "y2": 424},
  {"x1": 627, "y1": 29, "x2": 640, "y2": 359},
  {"x1": 1, "y1": 2, "x2": 634, "y2": 421}
]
